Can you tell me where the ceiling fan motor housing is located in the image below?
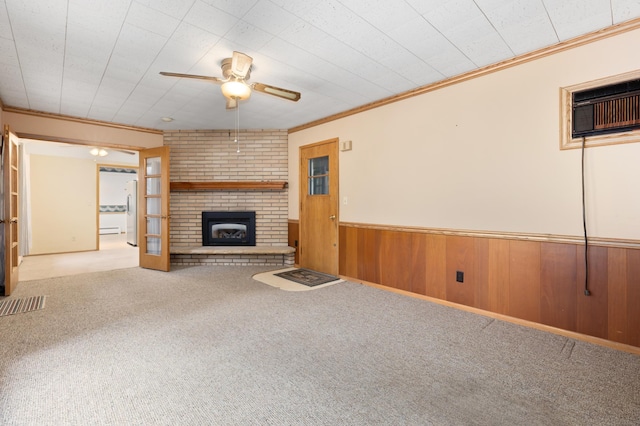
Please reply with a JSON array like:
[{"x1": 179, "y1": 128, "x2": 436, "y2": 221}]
[{"x1": 221, "y1": 58, "x2": 251, "y2": 80}]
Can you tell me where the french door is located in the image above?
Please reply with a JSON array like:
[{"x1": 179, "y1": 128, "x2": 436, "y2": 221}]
[
  {"x1": 3, "y1": 126, "x2": 19, "y2": 295},
  {"x1": 138, "y1": 146, "x2": 170, "y2": 272}
]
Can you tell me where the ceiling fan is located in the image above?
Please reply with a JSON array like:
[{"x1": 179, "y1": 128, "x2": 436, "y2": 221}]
[{"x1": 160, "y1": 51, "x2": 301, "y2": 109}]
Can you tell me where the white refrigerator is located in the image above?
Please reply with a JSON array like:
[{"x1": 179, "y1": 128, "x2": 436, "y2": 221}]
[{"x1": 126, "y1": 180, "x2": 138, "y2": 246}]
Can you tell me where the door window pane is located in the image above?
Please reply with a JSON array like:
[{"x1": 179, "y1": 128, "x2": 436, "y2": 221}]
[
  {"x1": 146, "y1": 157, "x2": 161, "y2": 175},
  {"x1": 146, "y1": 177, "x2": 161, "y2": 195},
  {"x1": 146, "y1": 197, "x2": 161, "y2": 215},
  {"x1": 146, "y1": 237, "x2": 161, "y2": 255},
  {"x1": 309, "y1": 156, "x2": 328, "y2": 176},
  {"x1": 308, "y1": 156, "x2": 329, "y2": 195},
  {"x1": 147, "y1": 217, "x2": 161, "y2": 235},
  {"x1": 308, "y1": 176, "x2": 328, "y2": 195}
]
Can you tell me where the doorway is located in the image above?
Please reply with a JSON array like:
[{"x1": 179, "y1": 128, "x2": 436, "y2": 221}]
[
  {"x1": 18, "y1": 139, "x2": 140, "y2": 281},
  {"x1": 298, "y1": 138, "x2": 339, "y2": 275}
]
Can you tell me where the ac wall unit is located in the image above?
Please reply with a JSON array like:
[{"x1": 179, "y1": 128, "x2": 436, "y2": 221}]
[{"x1": 572, "y1": 78, "x2": 640, "y2": 138}]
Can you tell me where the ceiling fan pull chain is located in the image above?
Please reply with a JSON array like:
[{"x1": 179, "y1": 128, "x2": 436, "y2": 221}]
[{"x1": 236, "y1": 99, "x2": 240, "y2": 154}]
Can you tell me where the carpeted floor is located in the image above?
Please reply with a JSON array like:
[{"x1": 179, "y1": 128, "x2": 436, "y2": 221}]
[{"x1": 0, "y1": 265, "x2": 638, "y2": 425}]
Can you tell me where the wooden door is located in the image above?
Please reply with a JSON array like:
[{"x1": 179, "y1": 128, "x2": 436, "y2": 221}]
[
  {"x1": 138, "y1": 146, "x2": 170, "y2": 272},
  {"x1": 299, "y1": 138, "x2": 339, "y2": 275},
  {"x1": 3, "y1": 126, "x2": 19, "y2": 295}
]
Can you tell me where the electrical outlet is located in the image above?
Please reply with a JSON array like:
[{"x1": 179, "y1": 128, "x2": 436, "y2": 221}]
[{"x1": 456, "y1": 271, "x2": 464, "y2": 283}]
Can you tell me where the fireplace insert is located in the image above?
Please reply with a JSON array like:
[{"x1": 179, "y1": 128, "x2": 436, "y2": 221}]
[{"x1": 202, "y1": 211, "x2": 256, "y2": 246}]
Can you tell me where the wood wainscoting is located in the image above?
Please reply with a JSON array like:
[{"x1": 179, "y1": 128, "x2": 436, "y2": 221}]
[{"x1": 288, "y1": 220, "x2": 640, "y2": 349}]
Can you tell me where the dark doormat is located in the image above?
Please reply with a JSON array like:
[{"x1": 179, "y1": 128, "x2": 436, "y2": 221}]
[{"x1": 274, "y1": 268, "x2": 339, "y2": 287}]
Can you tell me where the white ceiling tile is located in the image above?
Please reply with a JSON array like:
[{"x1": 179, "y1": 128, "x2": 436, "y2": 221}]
[
  {"x1": 304, "y1": 0, "x2": 372, "y2": 42},
  {"x1": 388, "y1": 16, "x2": 475, "y2": 77},
  {"x1": 59, "y1": 104, "x2": 92, "y2": 118},
  {"x1": 67, "y1": 0, "x2": 130, "y2": 27},
  {"x1": 424, "y1": 0, "x2": 485, "y2": 29},
  {"x1": 339, "y1": 0, "x2": 421, "y2": 33},
  {"x1": 259, "y1": 38, "x2": 389, "y2": 102},
  {"x1": 612, "y1": 0, "x2": 640, "y2": 23},
  {"x1": 110, "y1": 24, "x2": 168, "y2": 69},
  {"x1": 28, "y1": 92, "x2": 61, "y2": 108},
  {"x1": 404, "y1": 0, "x2": 447, "y2": 15},
  {"x1": 242, "y1": 0, "x2": 298, "y2": 35},
  {"x1": 0, "y1": 2, "x2": 13, "y2": 39},
  {"x1": 380, "y1": 50, "x2": 444, "y2": 87},
  {"x1": 63, "y1": 55, "x2": 106, "y2": 85},
  {"x1": 126, "y1": 2, "x2": 181, "y2": 37},
  {"x1": 170, "y1": 22, "x2": 221, "y2": 51},
  {"x1": 543, "y1": 0, "x2": 613, "y2": 40},
  {"x1": 0, "y1": 37, "x2": 18, "y2": 64},
  {"x1": 425, "y1": 0, "x2": 514, "y2": 66},
  {"x1": 0, "y1": 62, "x2": 25, "y2": 96},
  {"x1": 478, "y1": 0, "x2": 559, "y2": 54},
  {"x1": 10, "y1": 10, "x2": 66, "y2": 52},
  {"x1": 277, "y1": 19, "x2": 329, "y2": 50},
  {"x1": 267, "y1": 0, "x2": 324, "y2": 17},
  {"x1": 199, "y1": 0, "x2": 259, "y2": 18},
  {"x1": 135, "y1": 0, "x2": 196, "y2": 18},
  {"x1": 183, "y1": 2, "x2": 240, "y2": 36},
  {"x1": 447, "y1": 17, "x2": 515, "y2": 66},
  {"x1": 223, "y1": 21, "x2": 273, "y2": 51},
  {"x1": 5, "y1": 0, "x2": 67, "y2": 17}
]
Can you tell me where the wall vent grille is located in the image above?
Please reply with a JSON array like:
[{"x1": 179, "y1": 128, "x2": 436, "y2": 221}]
[{"x1": 573, "y1": 79, "x2": 640, "y2": 137}]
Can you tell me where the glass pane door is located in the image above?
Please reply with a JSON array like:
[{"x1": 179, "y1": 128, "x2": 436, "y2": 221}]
[{"x1": 139, "y1": 146, "x2": 170, "y2": 271}]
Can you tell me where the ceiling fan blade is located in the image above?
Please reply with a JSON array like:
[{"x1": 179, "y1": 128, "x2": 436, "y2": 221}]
[
  {"x1": 231, "y1": 51, "x2": 253, "y2": 78},
  {"x1": 159, "y1": 71, "x2": 223, "y2": 83},
  {"x1": 226, "y1": 98, "x2": 238, "y2": 109},
  {"x1": 252, "y1": 83, "x2": 301, "y2": 102}
]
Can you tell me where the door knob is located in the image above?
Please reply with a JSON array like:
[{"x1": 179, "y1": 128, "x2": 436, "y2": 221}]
[{"x1": 329, "y1": 215, "x2": 336, "y2": 220}]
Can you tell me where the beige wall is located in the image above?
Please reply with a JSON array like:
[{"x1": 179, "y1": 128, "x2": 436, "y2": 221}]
[
  {"x1": 3, "y1": 110, "x2": 163, "y2": 149},
  {"x1": 29, "y1": 155, "x2": 97, "y2": 254},
  {"x1": 288, "y1": 28, "x2": 640, "y2": 241}
]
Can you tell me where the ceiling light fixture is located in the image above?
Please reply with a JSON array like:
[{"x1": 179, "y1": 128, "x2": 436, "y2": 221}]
[
  {"x1": 161, "y1": 117, "x2": 174, "y2": 122},
  {"x1": 221, "y1": 80, "x2": 251, "y2": 100},
  {"x1": 90, "y1": 148, "x2": 108, "y2": 157}
]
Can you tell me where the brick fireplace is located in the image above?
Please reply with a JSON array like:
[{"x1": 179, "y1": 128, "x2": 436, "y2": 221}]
[{"x1": 164, "y1": 129, "x2": 293, "y2": 266}]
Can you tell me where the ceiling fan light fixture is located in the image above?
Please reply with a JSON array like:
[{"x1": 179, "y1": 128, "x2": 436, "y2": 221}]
[{"x1": 221, "y1": 80, "x2": 251, "y2": 100}]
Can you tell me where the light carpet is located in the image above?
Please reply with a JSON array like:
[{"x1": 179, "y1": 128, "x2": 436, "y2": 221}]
[
  {"x1": 1, "y1": 266, "x2": 638, "y2": 425},
  {"x1": 253, "y1": 267, "x2": 343, "y2": 291}
]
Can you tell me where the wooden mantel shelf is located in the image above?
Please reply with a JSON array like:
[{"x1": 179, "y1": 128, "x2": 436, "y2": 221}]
[{"x1": 170, "y1": 181, "x2": 288, "y2": 191}]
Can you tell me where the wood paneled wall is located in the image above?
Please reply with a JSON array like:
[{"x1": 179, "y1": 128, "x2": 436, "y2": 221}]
[{"x1": 289, "y1": 220, "x2": 640, "y2": 348}]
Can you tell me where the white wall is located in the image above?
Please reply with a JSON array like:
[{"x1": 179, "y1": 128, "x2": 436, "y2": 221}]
[
  {"x1": 288, "y1": 28, "x2": 640, "y2": 241},
  {"x1": 29, "y1": 155, "x2": 97, "y2": 254}
]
